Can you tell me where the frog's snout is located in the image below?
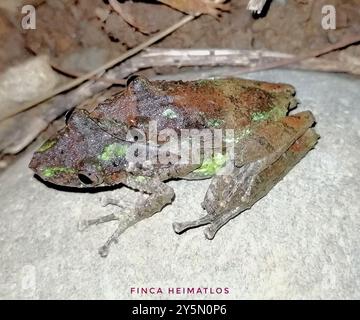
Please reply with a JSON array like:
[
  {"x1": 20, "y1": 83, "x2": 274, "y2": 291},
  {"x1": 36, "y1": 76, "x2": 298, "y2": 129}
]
[
  {"x1": 29, "y1": 146, "x2": 77, "y2": 187},
  {"x1": 28, "y1": 151, "x2": 43, "y2": 176}
]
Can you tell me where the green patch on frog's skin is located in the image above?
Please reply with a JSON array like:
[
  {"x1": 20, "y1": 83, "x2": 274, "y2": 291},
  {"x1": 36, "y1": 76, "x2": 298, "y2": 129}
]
[
  {"x1": 207, "y1": 118, "x2": 224, "y2": 128},
  {"x1": 269, "y1": 104, "x2": 288, "y2": 120},
  {"x1": 236, "y1": 127, "x2": 252, "y2": 141},
  {"x1": 162, "y1": 108, "x2": 177, "y2": 119},
  {"x1": 42, "y1": 167, "x2": 76, "y2": 178},
  {"x1": 135, "y1": 175, "x2": 151, "y2": 183},
  {"x1": 99, "y1": 143, "x2": 127, "y2": 161},
  {"x1": 193, "y1": 153, "x2": 228, "y2": 176},
  {"x1": 251, "y1": 105, "x2": 287, "y2": 123},
  {"x1": 38, "y1": 139, "x2": 57, "y2": 152},
  {"x1": 251, "y1": 111, "x2": 271, "y2": 122},
  {"x1": 224, "y1": 127, "x2": 252, "y2": 144},
  {"x1": 240, "y1": 127, "x2": 252, "y2": 138},
  {"x1": 97, "y1": 118, "x2": 128, "y2": 133},
  {"x1": 195, "y1": 79, "x2": 222, "y2": 87},
  {"x1": 195, "y1": 79, "x2": 211, "y2": 86}
]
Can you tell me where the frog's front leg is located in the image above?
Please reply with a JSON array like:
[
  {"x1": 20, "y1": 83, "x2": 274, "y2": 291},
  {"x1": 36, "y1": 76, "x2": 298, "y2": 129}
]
[{"x1": 81, "y1": 175, "x2": 174, "y2": 257}]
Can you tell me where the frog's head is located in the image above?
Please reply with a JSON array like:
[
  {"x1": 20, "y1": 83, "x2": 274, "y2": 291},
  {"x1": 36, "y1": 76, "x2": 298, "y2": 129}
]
[{"x1": 29, "y1": 109, "x2": 130, "y2": 188}]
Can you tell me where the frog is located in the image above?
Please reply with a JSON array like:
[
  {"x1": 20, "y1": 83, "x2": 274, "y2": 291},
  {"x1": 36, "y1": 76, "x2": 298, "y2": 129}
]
[{"x1": 29, "y1": 75, "x2": 319, "y2": 257}]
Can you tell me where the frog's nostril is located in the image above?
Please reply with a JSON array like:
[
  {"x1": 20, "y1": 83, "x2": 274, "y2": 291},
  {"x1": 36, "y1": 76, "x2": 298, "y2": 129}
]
[
  {"x1": 29, "y1": 155, "x2": 41, "y2": 173},
  {"x1": 29, "y1": 158, "x2": 36, "y2": 171}
]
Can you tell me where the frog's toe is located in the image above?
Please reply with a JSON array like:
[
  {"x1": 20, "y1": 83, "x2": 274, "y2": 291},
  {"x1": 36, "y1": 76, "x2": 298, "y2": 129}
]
[
  {"x1": 100, "y1": 196, "x2": 127, "y2": 208},
  {"x1": 77, "y1": 213, "x2": 120, "y2": 233},
  {"x1": 172, "y1": 215, "x2": 212, "y2": 234},
  {"x1": 204, "y1": 225, "x2": 216, "y2": 240},
  {"x1": 78, "y1": 219, "x2": 90, "y2": 232},
  {"x1": 172, "y1": 222, "x2": 188, "y2": 234},
  {"x1": 98, "y1": 245, "x2": 110, "y2": 258}
]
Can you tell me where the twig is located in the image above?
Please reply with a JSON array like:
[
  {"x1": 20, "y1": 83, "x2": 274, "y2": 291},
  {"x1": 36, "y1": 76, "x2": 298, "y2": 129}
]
[
  {"x1": 237, "y1": 33, "x2": 360, "y2": 74},
  {"x1": 2, "y1": 42, "x2": 359, "y2": 155},
  {"x1": 47, "y1": 46, "x2": 359, "y2": 87},
  {"x1": 115, "y1": 48, "x2": 358, "y2": 73},
  {"x1": 0, "y1": 14, "x2": 196, "y2": 122},
  {"x1": 100, "y1": 47, "x2": 360, "y2": 86}
]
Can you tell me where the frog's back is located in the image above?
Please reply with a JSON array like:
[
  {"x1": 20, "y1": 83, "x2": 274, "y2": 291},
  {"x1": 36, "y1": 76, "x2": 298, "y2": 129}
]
[{"x1": 91, "y1": 77, "x2": 296, "y2": 132}]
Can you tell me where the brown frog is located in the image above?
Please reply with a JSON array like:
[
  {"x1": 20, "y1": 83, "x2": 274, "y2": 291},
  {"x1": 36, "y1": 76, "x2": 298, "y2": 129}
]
[{"x1": 29, "y1": 76, "x2": 319, "y2": 257}]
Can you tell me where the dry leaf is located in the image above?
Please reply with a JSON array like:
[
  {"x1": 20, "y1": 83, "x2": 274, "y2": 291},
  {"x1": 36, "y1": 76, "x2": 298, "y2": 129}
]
[
  {"x1": 109, "y1": 0, "x2": 159, "y2": 34},
  {"x1": 158, "y1": 0, "x2": 230, "y2": 16}
]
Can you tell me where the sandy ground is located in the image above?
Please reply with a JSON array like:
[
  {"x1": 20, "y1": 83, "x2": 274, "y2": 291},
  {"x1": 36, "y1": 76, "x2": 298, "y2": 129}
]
[{"x1": 0, "y1": 69, "x2": 359, "y2": 299}]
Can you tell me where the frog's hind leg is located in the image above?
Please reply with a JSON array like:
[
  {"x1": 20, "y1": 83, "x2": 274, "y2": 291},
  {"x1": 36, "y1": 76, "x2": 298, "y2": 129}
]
[
  {"x1": 173, "y1": 214, "x2": 212, "y2": 234},
  {"x1": 202, "y1": 128, "x2": 320, "y2": 240},
  {"x1": 172, "y1": 112, "x2": 318, "y2": 238}
]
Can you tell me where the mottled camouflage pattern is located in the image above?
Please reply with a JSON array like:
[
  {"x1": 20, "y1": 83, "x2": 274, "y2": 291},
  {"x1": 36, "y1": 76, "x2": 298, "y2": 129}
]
[{"x1": 29, "y1": 76, "x2": 319, "y2": 257}]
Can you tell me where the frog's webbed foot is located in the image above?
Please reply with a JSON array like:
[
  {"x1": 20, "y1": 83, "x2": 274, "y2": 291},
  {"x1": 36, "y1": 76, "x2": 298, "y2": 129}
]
[
  {"x1": 173, "y1": 214, "x2": 212, "y2": 234},
  {"x1": 98, "y1": 214, "x2": 138, "y2": 258},
  {"x1": 92, "y1": 176, "x2": 174, "y2": 257},
  {"x1": 78, "y1": 197, "x2": 132, "y2": 231}
]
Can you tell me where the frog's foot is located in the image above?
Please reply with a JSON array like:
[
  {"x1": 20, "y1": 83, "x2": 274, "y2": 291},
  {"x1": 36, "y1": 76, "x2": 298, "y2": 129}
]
[
  {"x1": 203, "y1": 209, "x2": 240, "y2": 240},
  {"x1": 98, "y1": 216, "x2": 137, "y2": 258},
  {"x1": 98, "y1": 176, "x2": 175, "y2": 257},
  {"x1": 173, "y1": 214, "x2": 212, "y2": 234}
]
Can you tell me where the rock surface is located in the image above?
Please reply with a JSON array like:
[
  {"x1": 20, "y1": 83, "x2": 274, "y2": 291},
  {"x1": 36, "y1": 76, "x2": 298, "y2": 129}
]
[
  {"x1": 0, "y1": 55, "x2": 59, "y2": 122},
  {"x1": 0, "y1": 69, "x2": 359, "y2": 299}
]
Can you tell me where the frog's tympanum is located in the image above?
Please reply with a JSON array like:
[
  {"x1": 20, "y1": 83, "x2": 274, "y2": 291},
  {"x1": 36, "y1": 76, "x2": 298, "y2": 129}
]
[{"x1": 29, "y1": 76, "x2": 319, "y2": 257}]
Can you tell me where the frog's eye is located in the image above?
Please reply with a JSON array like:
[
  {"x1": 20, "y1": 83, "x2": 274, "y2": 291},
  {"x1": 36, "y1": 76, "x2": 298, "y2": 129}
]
[
  {"x1": 65, "y1": 107, "x2": 76, "y2": 124},
  {"x1": 126, "y1": 74, "x2": 140, "y2": 87},
  {"x1": 78, "y1": 171, "x2": 103, "y2": 186},
  {"x1": 126, "y1": 74, "x2": 151, "y2": 92}
]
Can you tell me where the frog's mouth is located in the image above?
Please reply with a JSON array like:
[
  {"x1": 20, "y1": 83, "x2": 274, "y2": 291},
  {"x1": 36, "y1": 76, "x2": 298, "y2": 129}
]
[{"x1": 29, "y1": 160, "x2": 77, "y2": 188}]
